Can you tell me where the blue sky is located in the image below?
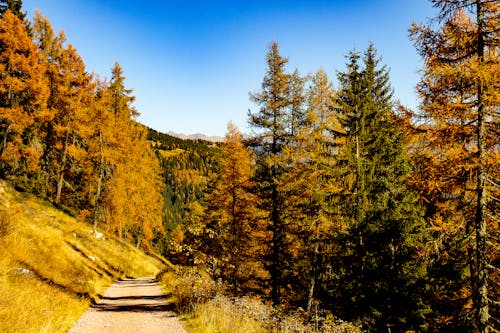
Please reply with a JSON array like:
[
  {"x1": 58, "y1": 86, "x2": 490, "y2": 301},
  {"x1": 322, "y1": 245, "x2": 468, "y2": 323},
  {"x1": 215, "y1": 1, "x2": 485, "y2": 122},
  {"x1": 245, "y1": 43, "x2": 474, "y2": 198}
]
[{"x1": 23, "y1": 0, "x2": 437, "y2": 136}]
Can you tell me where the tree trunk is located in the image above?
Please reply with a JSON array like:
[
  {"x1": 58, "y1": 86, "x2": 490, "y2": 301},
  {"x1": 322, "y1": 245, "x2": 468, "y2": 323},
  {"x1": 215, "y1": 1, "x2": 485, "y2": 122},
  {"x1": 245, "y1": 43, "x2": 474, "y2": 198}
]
[
  {"x1": 474, "y1": 2, "x2": 489, "y2": 332},
  {"x1": 307, "y1": 224, "x2": 320, "y2": 313},
  {"x1": 55, "y1": 133, "x2": 69, "y2": 204},
  {"x1": 270, "y1": 181, "x2": 281, "y2": 305},
  {"x1": 0, "y1": 123, "x2": 9, "y2": 156},
  {"x1": 136, "y1": 222, "x2": 142, "y2": 248},
  {"x1": 93, "y1": 131, "x2": 105, "y2": 232}
]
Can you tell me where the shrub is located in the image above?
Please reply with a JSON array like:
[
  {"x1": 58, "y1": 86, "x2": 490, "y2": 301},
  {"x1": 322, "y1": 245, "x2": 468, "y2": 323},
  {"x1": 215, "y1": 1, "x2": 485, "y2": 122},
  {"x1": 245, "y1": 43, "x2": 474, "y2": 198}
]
[
  {"x1": 158, "y1": 266, "x2": 362, "y2": 333},
  {"x1": 159, "y1": 266, "x2": 224, "y2": 313},
  {"x1": 187, "y1": 294, "x2": 362, "y2": 333},
  {"x1": 269, "y1": 307, "x2": 363, "y2": 333}
]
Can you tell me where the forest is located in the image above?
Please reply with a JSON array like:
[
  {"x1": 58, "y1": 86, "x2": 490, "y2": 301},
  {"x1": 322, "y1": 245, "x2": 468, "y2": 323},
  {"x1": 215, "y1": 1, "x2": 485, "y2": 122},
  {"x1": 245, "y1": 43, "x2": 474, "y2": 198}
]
[{"x1": 0, "y1": 0, "x2": 498, "y2": 332}]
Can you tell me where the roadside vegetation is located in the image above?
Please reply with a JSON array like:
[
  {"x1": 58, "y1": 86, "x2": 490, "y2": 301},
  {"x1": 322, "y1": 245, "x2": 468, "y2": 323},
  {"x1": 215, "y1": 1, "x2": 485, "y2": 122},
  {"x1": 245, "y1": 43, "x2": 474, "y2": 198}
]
[
  {"x1": 0, "y1": 180, "x2": 163, "y2": 333},
  {"x1": 157, "y1": 266, "x2": 361, "y2": 333}
]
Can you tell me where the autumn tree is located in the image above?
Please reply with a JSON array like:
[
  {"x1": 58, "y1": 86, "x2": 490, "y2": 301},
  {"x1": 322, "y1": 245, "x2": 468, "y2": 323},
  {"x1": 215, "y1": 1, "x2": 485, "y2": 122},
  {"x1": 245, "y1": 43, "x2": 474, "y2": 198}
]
[
  {"x1": 0, "y1": 10, "x2": 48, "y2": 183},
  {"x1": 279, "y1": 68, "x2": 343, "y2": 311},
  {"x1": 97, "y1": 62, "x2": 164, "y2": 251},
  {"x1": 330, "y1": 45, "x2": 429, "y2": 331},
  {"x1": 89, "y1": 62, "x2": 134, "y2": 233},
  {"x1": 200, "y1": 122, "x2": 266, "y2": 293},
  {"x1": 410, "y1": 1, "x2": 499, "y2": 331},
  {"x1": 33, "y1": 12, "x2": 93, "y2": 205},
  {"x1": 108, "y1": 61, "x2": 138, "y2": 120},
  {"x1": 104, "y1": 123, "x2": 164, "y2": 251},
  {"x1": 82, "y1": 78, "x2": 115, "y2": 231},
  {"x1": 287, "y1": 69, "x2": 308, "y2": 138},
  {"x1": 100, "y1": 61, "x2": 137, "y2": 234},
  {"x1": 248, "y1": 41, "x2": 301, "y2": 304}
]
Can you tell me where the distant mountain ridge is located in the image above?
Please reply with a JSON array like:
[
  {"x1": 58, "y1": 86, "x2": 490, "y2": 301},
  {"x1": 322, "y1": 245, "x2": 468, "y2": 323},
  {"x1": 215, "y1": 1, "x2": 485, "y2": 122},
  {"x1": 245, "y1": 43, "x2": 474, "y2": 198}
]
[{"x1": 167, "y1": 131, "x2": 224, "y2": 143}]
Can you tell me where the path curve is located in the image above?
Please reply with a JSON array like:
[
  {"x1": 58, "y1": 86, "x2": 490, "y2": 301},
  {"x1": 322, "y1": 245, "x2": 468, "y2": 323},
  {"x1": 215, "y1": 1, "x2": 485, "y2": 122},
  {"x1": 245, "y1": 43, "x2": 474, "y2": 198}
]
[{"x1": 69, "y1": 277, "x2": 186, "y2": 333}]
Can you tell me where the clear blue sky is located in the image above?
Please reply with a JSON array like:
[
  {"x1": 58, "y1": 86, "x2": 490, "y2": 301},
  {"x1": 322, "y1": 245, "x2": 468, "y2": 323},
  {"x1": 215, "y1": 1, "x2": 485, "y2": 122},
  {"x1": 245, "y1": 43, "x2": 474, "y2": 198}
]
[{"x1": 23, "y1": 0, "x2": 436, "y2": 136}]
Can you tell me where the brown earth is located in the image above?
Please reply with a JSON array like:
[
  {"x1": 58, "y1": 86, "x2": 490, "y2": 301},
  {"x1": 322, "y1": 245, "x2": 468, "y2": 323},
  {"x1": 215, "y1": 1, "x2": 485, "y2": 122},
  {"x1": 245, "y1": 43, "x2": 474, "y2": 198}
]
[{"x1": 69, "y1": 277, "x2": 186, "y2": 333}]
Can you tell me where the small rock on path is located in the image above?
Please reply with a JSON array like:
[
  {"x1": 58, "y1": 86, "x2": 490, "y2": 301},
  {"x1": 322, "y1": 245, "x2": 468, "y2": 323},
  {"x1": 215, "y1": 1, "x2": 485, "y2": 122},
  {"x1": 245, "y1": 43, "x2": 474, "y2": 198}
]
[{"x1": 69, "y1": 277, "x2": 186, "y2": 333}]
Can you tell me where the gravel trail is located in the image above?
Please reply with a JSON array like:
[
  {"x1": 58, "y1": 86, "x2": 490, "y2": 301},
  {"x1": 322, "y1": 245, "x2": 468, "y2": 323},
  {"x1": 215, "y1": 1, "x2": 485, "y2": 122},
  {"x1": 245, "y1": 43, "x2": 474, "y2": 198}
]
[{"x1": 69, "y1": 277, "x2": 186, "y2": 333}]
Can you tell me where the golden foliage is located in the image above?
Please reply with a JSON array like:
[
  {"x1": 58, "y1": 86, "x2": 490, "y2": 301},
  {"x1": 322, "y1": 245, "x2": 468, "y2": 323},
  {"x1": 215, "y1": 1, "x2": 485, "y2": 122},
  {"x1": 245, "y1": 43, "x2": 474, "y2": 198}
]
[{"x1": 0, "y1": 10, "x2": 49, "y2": 173}]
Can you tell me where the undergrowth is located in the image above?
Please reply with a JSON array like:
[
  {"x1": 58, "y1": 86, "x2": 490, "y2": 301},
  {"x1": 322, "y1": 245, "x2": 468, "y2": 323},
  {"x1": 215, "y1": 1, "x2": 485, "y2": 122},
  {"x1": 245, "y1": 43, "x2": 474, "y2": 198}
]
[
  {"x1": 0, "y1": 179, "x2": 164, "y2": 333},
  {"x1": 157, "y1": 266, "x2": 362, "y2": 333}
]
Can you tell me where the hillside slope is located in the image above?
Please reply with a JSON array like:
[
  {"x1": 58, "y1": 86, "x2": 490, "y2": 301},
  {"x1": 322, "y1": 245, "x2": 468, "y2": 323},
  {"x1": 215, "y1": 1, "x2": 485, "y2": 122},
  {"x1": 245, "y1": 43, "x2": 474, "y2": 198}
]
[
  {"x1": 0, "y1": 180, "x2": 164, "y2": 333},
  {"x1": 148, "y1": 128, "x2": 220, "y2": 239}
]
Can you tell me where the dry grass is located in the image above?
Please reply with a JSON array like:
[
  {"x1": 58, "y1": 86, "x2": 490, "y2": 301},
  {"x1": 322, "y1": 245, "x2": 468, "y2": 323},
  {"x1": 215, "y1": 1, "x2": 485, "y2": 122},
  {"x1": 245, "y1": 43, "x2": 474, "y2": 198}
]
[
  {"x1": 157, "y1": 266, "x2": 362, "y2": 333},
  {"x1": 0, "y1": 179, "x2": 164, "y2": 333},
  {"x1": 186, "y1": 295, "x2": 269, "y2": 333},
  {"x1": 184, "y1": 296, "x2": 362, "y2": 333}
]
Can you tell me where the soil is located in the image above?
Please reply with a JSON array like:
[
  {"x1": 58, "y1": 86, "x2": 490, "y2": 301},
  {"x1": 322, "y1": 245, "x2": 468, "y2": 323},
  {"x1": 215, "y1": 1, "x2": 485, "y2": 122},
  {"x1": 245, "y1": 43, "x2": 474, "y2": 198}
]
[{"x1": 68, "y1": 277, "x2": 186, "y2": 333}]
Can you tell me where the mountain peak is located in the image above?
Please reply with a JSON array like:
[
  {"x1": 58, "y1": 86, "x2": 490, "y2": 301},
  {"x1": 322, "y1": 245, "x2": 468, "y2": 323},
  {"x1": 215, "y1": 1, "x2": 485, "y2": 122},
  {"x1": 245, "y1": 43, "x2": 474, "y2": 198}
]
[{"x1": 166, "y1": 131, "x2": 224, "y2": 143}]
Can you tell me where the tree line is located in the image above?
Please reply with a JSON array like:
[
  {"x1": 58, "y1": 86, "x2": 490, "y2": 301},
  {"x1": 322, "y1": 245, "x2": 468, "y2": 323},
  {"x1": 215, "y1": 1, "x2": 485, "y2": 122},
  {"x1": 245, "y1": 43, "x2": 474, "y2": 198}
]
[
  {"x1": 174, "y1": 1, "x2": 499, "y2": 332},
  {"x1": 0, "y1": 5, "x2": 164, "y2": 250}
]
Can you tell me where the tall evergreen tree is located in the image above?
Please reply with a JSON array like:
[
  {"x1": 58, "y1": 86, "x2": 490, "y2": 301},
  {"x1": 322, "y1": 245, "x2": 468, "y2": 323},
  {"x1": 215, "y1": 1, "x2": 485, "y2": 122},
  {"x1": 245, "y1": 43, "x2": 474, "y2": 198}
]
[
  {"x1": 248, "y1": 41, "x2": 299, "y2": 304},
  {"x1": 410, "y1": 1, "x2": 499, "y2": 331},
  {"x1": 331, "y1": 45, "x2": 429, "y2": 331}
]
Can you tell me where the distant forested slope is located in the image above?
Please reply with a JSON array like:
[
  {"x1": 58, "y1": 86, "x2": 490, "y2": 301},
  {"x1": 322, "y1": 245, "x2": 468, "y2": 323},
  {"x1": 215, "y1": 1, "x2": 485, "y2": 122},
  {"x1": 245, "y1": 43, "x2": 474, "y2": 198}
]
[{"x1": 147, "y1": 128, "x2": 220, "y2": 239}]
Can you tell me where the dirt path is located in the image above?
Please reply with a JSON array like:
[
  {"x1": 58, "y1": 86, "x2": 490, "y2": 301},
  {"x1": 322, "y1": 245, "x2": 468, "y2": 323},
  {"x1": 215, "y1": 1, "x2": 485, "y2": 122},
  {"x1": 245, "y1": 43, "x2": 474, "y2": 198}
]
[{"x1": 69, "y1": 277, "x2": 186, "y2": 333}]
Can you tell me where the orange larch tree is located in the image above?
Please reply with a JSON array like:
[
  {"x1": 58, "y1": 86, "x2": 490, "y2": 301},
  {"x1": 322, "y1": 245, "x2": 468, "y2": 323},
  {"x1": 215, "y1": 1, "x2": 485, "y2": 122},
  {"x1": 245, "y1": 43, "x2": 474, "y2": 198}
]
[
  {"x1": 0, "y1": 10, "x2": 48, "y2": 183},
  {"x1": 98, "y1": 62, "x2": 164, "y2": 251},
  {"x1": 410, "y1": 1, "x2": 499, "y2": 331},
  {"x1": 295, "y1": 68, "x2": 342, "y2": 312},
  {"x1": 33, "y1": 12, "x2": 93, "y2": 205},
  {"x1": 203, "y1": 122, "x2": 267, "y2": 294},
  {"x1": 84, "y1": 78, "x2": 115, "y2": 232}
]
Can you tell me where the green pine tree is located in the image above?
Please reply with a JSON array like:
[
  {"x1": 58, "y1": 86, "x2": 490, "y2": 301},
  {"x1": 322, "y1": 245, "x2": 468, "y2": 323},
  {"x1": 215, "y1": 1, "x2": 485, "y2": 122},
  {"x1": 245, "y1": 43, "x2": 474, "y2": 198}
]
[{"x1": 331, "y1": 44, "x2": 429, "y2": 331}]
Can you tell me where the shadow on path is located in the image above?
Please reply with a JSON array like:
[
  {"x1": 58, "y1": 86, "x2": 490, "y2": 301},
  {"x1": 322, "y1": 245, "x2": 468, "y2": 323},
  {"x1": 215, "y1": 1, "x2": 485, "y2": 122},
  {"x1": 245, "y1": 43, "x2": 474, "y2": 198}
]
[
  {"x1": 92, "y1": 303, "x2": 176, "y2": 313},
  {"x1": 91, "y1": 278, "x2": 175, "y2": 313}
]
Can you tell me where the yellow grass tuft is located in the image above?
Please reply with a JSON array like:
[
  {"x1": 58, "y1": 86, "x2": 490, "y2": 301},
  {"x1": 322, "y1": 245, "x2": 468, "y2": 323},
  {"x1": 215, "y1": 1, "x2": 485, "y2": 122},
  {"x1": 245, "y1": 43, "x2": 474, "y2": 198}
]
[{"x1": 185, "y1": 296, "x2": 268, "y2": 333}]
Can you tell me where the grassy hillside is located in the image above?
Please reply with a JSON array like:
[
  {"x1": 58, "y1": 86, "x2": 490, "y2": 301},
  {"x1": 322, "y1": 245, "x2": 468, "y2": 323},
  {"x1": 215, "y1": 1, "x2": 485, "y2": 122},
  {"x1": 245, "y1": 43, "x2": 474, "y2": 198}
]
[{"x1": 0, "y1": 179, "x2": 164, "y2": 333}]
